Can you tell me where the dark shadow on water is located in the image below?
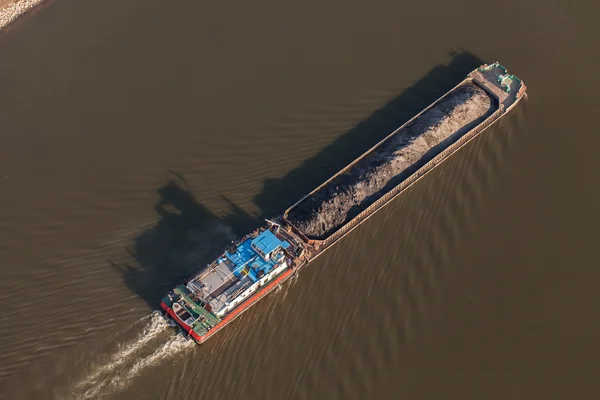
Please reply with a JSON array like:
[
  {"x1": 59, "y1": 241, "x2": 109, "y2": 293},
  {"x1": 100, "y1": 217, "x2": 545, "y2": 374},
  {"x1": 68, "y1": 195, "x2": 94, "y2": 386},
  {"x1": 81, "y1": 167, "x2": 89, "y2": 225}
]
[
  {"x1": 111, "y1": 178, "x2": 258, "y2": 309},
  {"x1": 254, "y1": 51, "x2": 485, "y2": 217},
  {"x1": 114, "y1": 50, "x2": 485, "y2": 309}
]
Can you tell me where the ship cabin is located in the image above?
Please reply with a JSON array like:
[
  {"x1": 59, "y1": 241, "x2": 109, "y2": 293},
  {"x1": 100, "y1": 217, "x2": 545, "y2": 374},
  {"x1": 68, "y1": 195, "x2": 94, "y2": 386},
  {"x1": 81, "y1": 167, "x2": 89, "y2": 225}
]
[{"x1": 185, "y1": 229, "x2": 292, "y2": 317}]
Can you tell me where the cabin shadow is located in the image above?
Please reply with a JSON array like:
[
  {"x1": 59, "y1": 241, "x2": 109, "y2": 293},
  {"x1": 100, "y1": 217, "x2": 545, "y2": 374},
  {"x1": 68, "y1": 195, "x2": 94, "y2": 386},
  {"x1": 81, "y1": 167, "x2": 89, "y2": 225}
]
[
  {"x1": 114, "y1": 50, "x2": 484, "y2": 309},
  {"x1": 254, "y1": 50, "x2": 485, "y2": 217},
  {"x1": 111, "y1": 178, "x2": 259, "y2": 309}
]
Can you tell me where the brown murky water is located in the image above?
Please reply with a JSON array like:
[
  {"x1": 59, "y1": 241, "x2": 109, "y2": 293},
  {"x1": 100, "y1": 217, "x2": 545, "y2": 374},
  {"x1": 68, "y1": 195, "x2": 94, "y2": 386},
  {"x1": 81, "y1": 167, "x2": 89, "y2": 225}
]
[{"x1": 0, "y1": 0, "x2": 598, "y2": 399}]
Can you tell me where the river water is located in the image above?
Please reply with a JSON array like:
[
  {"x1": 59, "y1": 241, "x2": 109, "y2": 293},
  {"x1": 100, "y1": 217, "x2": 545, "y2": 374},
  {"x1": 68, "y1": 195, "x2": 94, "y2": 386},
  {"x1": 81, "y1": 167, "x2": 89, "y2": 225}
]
[{"x1": 0, "y1": 0, "x2": 598, "y2": 399}]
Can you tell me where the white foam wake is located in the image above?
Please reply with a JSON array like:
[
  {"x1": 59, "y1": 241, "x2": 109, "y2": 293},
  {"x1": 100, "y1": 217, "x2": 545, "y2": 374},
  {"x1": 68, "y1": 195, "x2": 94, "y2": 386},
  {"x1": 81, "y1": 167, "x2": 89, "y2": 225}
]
[
  {"x1": 75, "y1": 312, "x2": 169, "y2": 391},
  {"x1": 112, "y1": 334, "x2": 193, "y2": 390},
  {"x1": 78, "y1": 334, "x2": 193, "y2": 399},
  {"x1": 70, "y1": 312, "x2": 180, "y2": 399}
]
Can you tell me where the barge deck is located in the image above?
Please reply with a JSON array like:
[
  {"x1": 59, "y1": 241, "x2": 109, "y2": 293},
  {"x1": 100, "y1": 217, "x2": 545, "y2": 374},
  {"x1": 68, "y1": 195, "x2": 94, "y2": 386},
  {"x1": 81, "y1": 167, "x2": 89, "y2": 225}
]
[{"x1": 283, "y1": 62, "x2": 525, "y2": 258}]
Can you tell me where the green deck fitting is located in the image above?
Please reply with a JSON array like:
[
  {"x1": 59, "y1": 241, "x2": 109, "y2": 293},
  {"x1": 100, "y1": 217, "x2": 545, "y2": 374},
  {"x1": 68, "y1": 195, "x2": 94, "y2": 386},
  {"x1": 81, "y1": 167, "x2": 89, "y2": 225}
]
[
  {"x1": 174, "y1": 285, "x2": 222, "y2": 336},
  {"x1": 497, "y1": 75, "x2": 514, "y2": 93}
]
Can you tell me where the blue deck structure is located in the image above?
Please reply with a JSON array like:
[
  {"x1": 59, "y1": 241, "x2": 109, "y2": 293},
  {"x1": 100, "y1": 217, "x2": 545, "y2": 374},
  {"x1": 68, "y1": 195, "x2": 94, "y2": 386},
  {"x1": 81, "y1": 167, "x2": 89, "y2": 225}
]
[
  {"x1": 185, "y1": 228, "x2": 293, "y2": 316},
  {"x1": 225, "y1": 230, "x2": 290, "y2": 283},
  {"x1": 252, "y1": 230, "x2": 283, "y2": 257}
]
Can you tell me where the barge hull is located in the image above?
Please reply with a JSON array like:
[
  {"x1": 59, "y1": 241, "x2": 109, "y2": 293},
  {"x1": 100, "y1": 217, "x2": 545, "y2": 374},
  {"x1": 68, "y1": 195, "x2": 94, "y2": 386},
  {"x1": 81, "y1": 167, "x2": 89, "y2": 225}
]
[{"x1": 283, "y1": 63, "x2": 526, "y2": 253}]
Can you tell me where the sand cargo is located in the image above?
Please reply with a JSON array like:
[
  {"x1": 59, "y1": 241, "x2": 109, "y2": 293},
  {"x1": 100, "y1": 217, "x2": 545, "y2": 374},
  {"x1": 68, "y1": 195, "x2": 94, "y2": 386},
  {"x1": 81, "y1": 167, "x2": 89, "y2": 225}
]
[
  {"x1": 283, "y1": 62, "x2": 526, "y2": 253},
  {"x1": 160, "y1": 62, "x2": 526, "y2": 343}
]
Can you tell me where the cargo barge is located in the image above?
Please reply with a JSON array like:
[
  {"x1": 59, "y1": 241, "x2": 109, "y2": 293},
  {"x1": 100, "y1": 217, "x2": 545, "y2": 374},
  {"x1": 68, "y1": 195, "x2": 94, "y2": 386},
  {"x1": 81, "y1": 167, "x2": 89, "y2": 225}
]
[{"x1": 160, "y1": 62, "x2": 526, "y2": 343}]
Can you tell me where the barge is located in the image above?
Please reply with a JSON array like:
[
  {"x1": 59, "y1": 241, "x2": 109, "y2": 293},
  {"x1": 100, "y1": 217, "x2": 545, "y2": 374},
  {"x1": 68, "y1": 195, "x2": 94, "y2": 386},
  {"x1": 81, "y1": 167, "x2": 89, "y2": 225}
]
[{"x1": 160, "y1": 62, "x2": 526, "y2": 343}]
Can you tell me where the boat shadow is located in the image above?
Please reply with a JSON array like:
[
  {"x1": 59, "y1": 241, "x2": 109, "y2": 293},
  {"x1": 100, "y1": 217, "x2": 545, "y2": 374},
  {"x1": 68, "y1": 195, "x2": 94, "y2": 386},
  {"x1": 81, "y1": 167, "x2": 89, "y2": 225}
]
[
  {"x1": 254, "y1": 50, "x2": 486, "y2": 217},
  {"x1": 111, "y1": 178, "x2": 258, "y2": 309},
  {"x1": 113, "y1": 50, "x2": 485, "y2": 310}
]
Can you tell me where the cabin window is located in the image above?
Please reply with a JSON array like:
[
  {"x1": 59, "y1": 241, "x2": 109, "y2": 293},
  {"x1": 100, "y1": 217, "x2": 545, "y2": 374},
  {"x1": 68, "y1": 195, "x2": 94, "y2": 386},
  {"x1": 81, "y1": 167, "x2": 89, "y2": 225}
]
[{"x1": 251, "y1": 242, "x2": 277, "y2": 261}]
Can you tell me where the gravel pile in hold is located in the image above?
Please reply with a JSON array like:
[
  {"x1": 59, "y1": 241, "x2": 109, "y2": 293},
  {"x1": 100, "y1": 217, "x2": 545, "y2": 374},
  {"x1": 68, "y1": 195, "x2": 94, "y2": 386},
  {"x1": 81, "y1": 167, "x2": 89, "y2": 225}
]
[
  {"x1": 0, "y1": 0, "x2": 43, "y2": 30},
  {"x1": 287, "y1": 83, "x2": 493, "y2": 239}
]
